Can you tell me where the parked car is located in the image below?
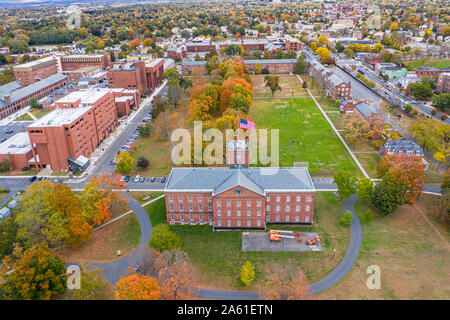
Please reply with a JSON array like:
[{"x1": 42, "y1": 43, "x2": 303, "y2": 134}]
[
  {"x1": 140, "y1": 177, "x2": 145, "y2": 182},
  {"x1": 29, "y1": 176, "x2": 37, "y2": 182},
  {"x1": 120, "y1": 176, "x2": 125, "y2": 182},
  {"x1": 124, "y1": 176, "x2": 131, "y2": 182},
  {"x1": 134, "y1": 175, "x2": 140, "y2": 182},
  {"x1": 53, "y1": 179, "x2": 60, "y2": 184},
  {"x1": 161, "y1": 177, "x2": 166, "y2": 183},
  {"x1": 151, "y1": 177, "x2": 156, "y2": 182}
]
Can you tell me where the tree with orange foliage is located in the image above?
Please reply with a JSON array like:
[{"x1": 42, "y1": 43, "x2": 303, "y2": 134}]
[
  {"x1": 80, "y1": 173, "x2": 128, "y2": 226},
  {"x1": 258, "y1": 264, "x2": 310, "y2": 300},
  {"x1": 115, "y1": 273, "x2": 160, "y2": 300},
  {"x1": 143, "y1": 38, "x2": 153, "y2": 47},
  {"x1": 47, "y1": 184, "x2": 93, "y2": 247},
  {"x1": 128, "y1": 38, "x2": 141, "y2": 50},
  {"x1": 155, "y1": 249, "x2": 198, "y2": 300},
  {"x1": 376, "y1": 153, "x2": 425, "y2": 203}
]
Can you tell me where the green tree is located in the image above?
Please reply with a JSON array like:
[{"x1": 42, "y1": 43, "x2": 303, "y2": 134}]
[
  {"x1": 206, "y1": 55, "x2": 220, "y2": 74},
  {"x1": 432, "y1": 93, "x2": 450, "y2": 113},
  {"x1": 340, "y1": 210, "x2": 353, "y2": 226},
  {"x1": 71, "y1": 264, "x2": 110, "y2": 300},
  {"x1": 333, "y1": 170, "x2": 358, "y2": 200},
  {"x1": 0, "y1": 215, "x2": 19, "y2": 259},
  {"x1": 356, "y1": 178, "x2": 374, "y2": 201},
  {"x1": 115, "y1": 152, "x2": 134, "y2": 174},
  {"x1": 29, "y1": 97, "x2": 41, "y2": 109},
  {"x1": 167, "y1": 78, "x2": 183, "y2": 108},
  {"x1": 148, "y1": 224, "x2": 182, "y2": 252},
  {"x1": 407, "y1": 82, "x2": 433, "y2": 100},
  {"x1": 138, "y1": 123, "x2": 153, "y2": 137},
  {"x1": 264, "y1": 75, "x2": 282, "y2": 97},
  {"x1": 293, "y1": 54, "x2": 306, "y2": 74},
  {"x1": 371, "y1": 174, "x2": 407, "y2": 215},
  {"x1": 0, "y1": 244, "x2": 66, "y2": 300},
  {"x1": 240, "y1": 260, "x2": 255, "y2": 287},
  {"x1": 335, "y1": 41, "x2": 345, "y2": 53}
]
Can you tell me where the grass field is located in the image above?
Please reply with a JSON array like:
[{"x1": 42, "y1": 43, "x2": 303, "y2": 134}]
[
  {"x1": 250, "y1": 98, "x2": 360, "y2": 176},
  {"x1": 355, "y1": 153, "x2": 381, "y2": 179},
  {"x1": 57, "y1": 212, "x2": 140, "y2": 263},
  {"x1": 405, "y1": 59, "x2": 450, "y2": 71},
  {"x1": 146, "y1": 192, "x2": 350, "y2": 290},
  {"x1": 316, "y1": 194, "x2": 450, "y2": 299},
  {"x1": 14, "y1": 113, "x2": 33, "y2": 121},
  {"x1": 251, "y1": 74, "x2": 309, "y2": 98},
  {"x1": 30, "y1": 108, "x2": 51, "y2": 119},
  {"x1": 130, "y1": 191, "x2": 164, "y2": 204}
]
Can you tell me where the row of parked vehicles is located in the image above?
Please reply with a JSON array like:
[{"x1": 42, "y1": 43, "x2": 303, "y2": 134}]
[
  {"x1": 29, "y1": 176, "x2": 61, "y2": 184},
  {"x1": 119, "y1": 175, "x2": 166, "y2": 184}
]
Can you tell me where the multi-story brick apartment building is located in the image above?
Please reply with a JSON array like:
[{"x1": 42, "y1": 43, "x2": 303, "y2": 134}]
[
  {"x1": 181, "y1": 61, "x2": 208, "y2": 76},
  {"x1": 13, "y1": 56, "x2": 58, "y2": 86},
  {"x1": 27, "y1": 88, "x2": 127, "y2": 172},
  {"x1": 416, "y1": 66, "x2": 450, "y2": 80},
  {"x1": 164, "y1": 166, "x2": 316, "y2": 230},
  {"x1": 186, "y1": 38, "x2": 216, "y2": 52},
  {"x1": 60, "y1": 53, "x2": 111, "y2": 71},
  {"x1": 325, "y1": 73, "x2": 351, "y2": 100},
  {"x1": 107, "y1": 58, "x2": 164, "y2": 95},
  {"x1": 0, "y1": 73, "x2": 68, "y2": 120},
  {"x1": 307, "y1": 58, "x2": 351, "y2": 100},
  {"x1": 437, "y1": 72, "x2": 450, "y2": 93},
  {"x1": 167, "y1": 45, "x2": 187, "y2": 60},
  {"x1": 62, "y1": 66, "x2": 101, "y2": 83},
  {"x1": 27, "y1": 106, "x2": 99, "y2": 172}
]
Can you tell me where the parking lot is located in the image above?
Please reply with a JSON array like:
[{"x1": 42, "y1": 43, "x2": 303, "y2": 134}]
[
  {"x1": 0, "y1": 122, "x2": 30, "y2": 143},
  {"x1": 242, "y1": 231, "x2": 323, "y2": 252}
]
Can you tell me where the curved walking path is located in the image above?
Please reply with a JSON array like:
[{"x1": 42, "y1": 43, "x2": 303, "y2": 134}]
[
  {"x1": 80, "y1": 193, "x2": 362, "y2": 299},
  {"x1": 196, "y1": 195, "x2": 361, "y2": 299}
]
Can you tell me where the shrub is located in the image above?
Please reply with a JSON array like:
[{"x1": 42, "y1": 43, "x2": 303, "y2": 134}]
[
  {"x1": 361, "y1": 209, "x2": 374, "y2": 223},
  {"x1": 340, "y1": 210, "x2": 353, "y2": 226},
  {"x1": 137, "y1": 157, "x2": 149, "y2": 170},
  {"x1": 431, "y1": 109, "x2": 437, "y2": 115},
  {"x1": 239, "y1": 260, "x2": 255, "y2": 287},
  {"x1": 21, "y1": 166, "x2": 30, "y2": 172},
  {"x1": 441, "y1": 114, "x2": 448, "y2": 121}
]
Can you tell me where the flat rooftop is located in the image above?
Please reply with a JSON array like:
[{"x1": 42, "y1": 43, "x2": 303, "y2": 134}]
[
  {"x1": 30, "y1": 106, "x2": 92, "y2": 128},
  {"x1": 0, "y1": 132, "x2": 31, "y2": 155},
  {"x1": 55, "y1": 88, "x2": 110, "y2": 104},
  {"x1": 13, "y1": 56, "x2": 56, "y2": 69}
]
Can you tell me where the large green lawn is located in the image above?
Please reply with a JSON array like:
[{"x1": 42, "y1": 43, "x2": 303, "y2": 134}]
[
  {"x1": 250, "y1": 98, "x2": 360, "y2": 176},
  {"x1": 405, "y1": 59, "x2": 450, "y2": 71},
  {"x1": 146, "y1": 193, "x2": 350, "y2": 290}
]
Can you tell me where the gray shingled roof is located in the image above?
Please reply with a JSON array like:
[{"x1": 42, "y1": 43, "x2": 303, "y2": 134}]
[
  {"x1": 244, "y1": 59, "x2": 297, "y2": 64},
  {"x1": 1, "y1": 73, "x2": 67, "y2": 106},
  {"x1": 165, "y1": 167, "x2": 315, "y2": 195},
  {"x1": 355, "y1": 101, "x2": 374, "y2": 118}
]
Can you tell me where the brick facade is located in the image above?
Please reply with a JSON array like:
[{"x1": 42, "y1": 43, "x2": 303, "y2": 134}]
[{"x1": 13, "y1": 57, "x2": 58, "y2": 86}]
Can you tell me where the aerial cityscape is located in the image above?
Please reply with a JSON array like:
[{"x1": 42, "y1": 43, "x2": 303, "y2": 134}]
[{"x1": 0, "y1": 0, "x2": 448, "y2": 306}]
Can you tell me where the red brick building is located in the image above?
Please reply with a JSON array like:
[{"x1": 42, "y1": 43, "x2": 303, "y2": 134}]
[
  {"x1": 167, "y1": 45, "x2": 187, "y2": 60},
  {"x1": 0, "y1": 73, "x2": 68, "y2": 120},
  {"x1": 244, "y1": 59, "x2": 297, "y2": 74},
  {"x1": 27, "y1": 89, "x2": 123, "y2": 172},
  {"x1": 60, "y1": 53, "x2": 111, "y2": 71},
  {"x1": 0, "y1": 132, "x2": 34, "y2": 171},
  {"x1": 62, "y1": 66, "x2": 102, "y2": 83},
  {"x1": 437, "y1": 73, "x2": 450, "y2": 93},
  {"x1": 416, "y1": 66, "x2": 450, "y2": 80},
  {"x1": 107, "y1": 58, "x2": 164, "y2": 95},
  {"x1": 164, "y1": 167, "x2": 316, "y2": 230},
  {"x1": 13, "y1": 57, "x2": 58, "y2": 86}
]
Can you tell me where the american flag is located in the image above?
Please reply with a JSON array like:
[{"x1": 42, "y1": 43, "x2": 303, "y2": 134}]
[{"x1": 240, "y1": 118, "x2": 255, "y2": 130}]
